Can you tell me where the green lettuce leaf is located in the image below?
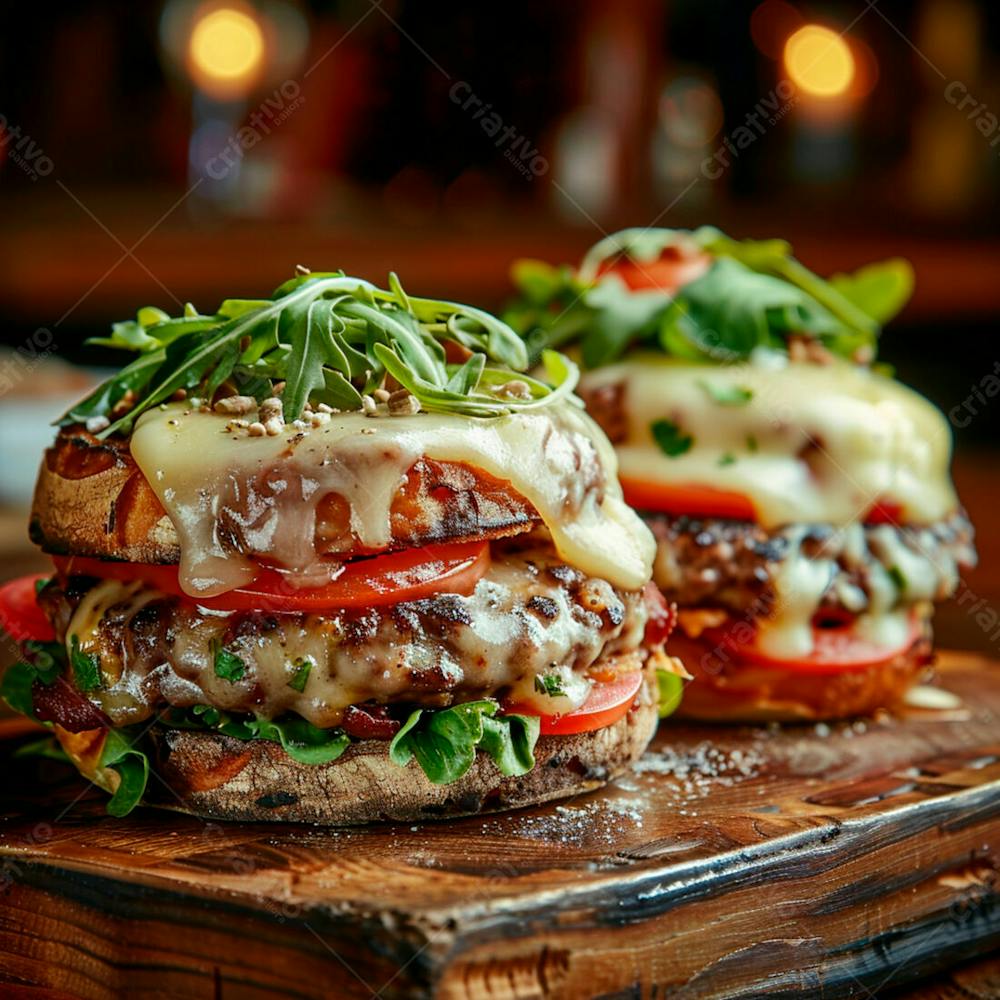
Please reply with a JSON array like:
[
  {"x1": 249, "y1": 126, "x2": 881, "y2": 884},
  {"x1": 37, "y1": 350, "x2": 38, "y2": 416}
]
[
  {"x1": 389, "y1": 699, "x2": 539, "y2": 784},
  {"x1": 99, "y1": 728, "x2": 150, "y2": 818}
]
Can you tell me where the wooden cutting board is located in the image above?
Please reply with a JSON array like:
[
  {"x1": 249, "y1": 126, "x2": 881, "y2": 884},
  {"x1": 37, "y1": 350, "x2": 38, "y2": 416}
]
[{"x1": 1, "y1": 651, "x2": 999, "y2": 1000}]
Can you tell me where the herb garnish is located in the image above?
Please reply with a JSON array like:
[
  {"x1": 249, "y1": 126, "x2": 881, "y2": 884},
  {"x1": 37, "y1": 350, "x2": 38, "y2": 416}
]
[
  {"x1": 651, "y1": 418, "x2": 693, "y2": 458},
  {"x1": 69, "y1": 635, "x2": 102, "y2": 692},
  {"x1": 534, "y1": 673, "x2": 567, "y2": 698},
  {"x1": 287, "y1": 657, "x2": 313, "y2": 693},
  {"x1": 698, "y1": 380, "x2": 753, "y2": 406},
  {"x1": 211, "y1": 640, "x2": 246, "y2": 683},
  {"x1": 65, "y1": 271, "x2": 579, "y2": 438},
  {"x1": 505, "y1": 226, "x2": 913, "y2": 368}
]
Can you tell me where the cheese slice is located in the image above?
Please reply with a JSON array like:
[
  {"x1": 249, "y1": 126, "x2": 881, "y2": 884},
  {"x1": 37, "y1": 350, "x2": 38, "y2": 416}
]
[
  {"x1": 581, "y1": 353, "x2": 959, "y2": 660},
  {"x1": 130, "y1": 401, "x2": 655, "y2": 597},
  {"x1": 581, "y1": 353, "x2": 958, "y2": 528}
]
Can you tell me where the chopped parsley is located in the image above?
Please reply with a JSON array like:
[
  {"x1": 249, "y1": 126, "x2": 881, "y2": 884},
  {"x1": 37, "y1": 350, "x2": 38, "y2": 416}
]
[
  {"x1": 69, "y1": 635, "x2": 102, "y2": 692},
  {"x1": 534, "y1": 673, "x2": 566, "y2": 698},
  {"x1": 746, "y1": 434, "x2": 759, "y2": 453},
  {"x1": 651, "y1": 418, "x2": 693, "y2": 458},
  {"x1": 718, "y1": 452, "x2": 737, "y2": 467},
  {"x1": 698, "y1": 380, "x2": 753, "y2": 406},
  {"x1": 211, "y1": 640, "x2": 246, "y2": 683},
  {"x1": 287, "y1": 657, "x2": 313, "y2": 693},
  {"x1": 888, "y1": 565, "x2": 907, "y2": 592}
]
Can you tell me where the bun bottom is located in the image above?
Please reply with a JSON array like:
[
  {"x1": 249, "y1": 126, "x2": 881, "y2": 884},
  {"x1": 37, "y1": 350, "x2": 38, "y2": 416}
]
[
  {"x1": 53, "y1": 680, "x2": 658, "y2": 825},
  {"x1": 667, "y1": 631, "x2": 934, "y2": 723}
]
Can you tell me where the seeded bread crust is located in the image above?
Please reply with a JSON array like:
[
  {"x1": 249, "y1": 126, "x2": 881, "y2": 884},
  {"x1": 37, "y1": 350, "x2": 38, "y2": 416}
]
[{"x1": 53, "y1": 673, "x2": 659, "y2": 825}]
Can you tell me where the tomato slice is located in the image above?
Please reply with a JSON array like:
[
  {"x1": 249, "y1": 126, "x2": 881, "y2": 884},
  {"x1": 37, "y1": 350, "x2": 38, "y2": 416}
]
[
  {"x1": 865, "y1": 499, "x2": 903, "y2": 525},
  {"x1": 0, "y1": 574, "x2": 56, "y2": 643},
  {"x1": 596, "y1": 247, "x2": 712, "y2": 294},
  {"x1": 704, "y1": 614, "x2": 921, "y2": 674},
  {"x1": 621, "y1": 478, "x2": 757, "y2": 521},
  {"x1": 505, "y1": 670, "x2": 644, "y2": 736},
  {"x1": 621, "y1": 479, "x2": 910, "y2": 528},
  {"x1": 53, "y1": 541, "x2": 491, "y2": 612}
]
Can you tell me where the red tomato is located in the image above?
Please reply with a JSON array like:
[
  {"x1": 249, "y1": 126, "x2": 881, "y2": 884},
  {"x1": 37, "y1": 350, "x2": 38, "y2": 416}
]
[
  {"x1": 596, "y1": 247, "x2": 712, "y2": 294},
  {"x1": 0, "y1": 574, "x2": 55, "y2": 642},
  {"x1": 621, "y1": 478, "x2": 757, "y2": 521},
  {"x1": 704, "y1": 614, "x2": 921, "y2": 675},
  {"x1": 505, "y1": 670, "x2": 644, "y2": 735},
  {"x1": 622, "y1": 480, "x2": 909, "y2": 528},
  {"x1": 53, "y1": 541, "x2": 491, "y2": 612},
  {"x1": 865, "y1": 499, "x2": 903, "y2": 525}
]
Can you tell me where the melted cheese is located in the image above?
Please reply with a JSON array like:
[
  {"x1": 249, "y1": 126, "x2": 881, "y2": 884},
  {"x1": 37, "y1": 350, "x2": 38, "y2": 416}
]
[
  {"x1": 130, "y1": 402, "x2": 654, "y2": 597},
  {"x1": 582, "y1": 353, "x2": 958, "y2": 528},
  {"x1": 590, "y1": 354, "x2": 960, "y2": 660}
]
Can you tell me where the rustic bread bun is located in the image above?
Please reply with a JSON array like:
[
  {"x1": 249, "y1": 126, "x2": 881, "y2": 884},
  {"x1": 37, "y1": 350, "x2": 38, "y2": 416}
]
[
  {"x1": 30, "y1": 428, "x2": 540, "y2": 565},
  {"x1": 53, "y1": 675, "x2": 658, "y2": 825},
  {"x1": 667, "y1": 630, "x2": 933, "y2": 722}
]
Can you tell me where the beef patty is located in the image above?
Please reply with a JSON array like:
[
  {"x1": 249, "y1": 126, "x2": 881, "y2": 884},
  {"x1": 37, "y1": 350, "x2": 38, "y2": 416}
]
[
  {"x1": 647, "y1": 510, "x2": 976, "y2": 617},
  {"x1": 38, "y1": 541, "x2": 650, "y2": 729}
]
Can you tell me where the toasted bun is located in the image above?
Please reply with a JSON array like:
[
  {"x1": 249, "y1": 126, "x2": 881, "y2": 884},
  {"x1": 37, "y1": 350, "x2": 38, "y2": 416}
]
[
  {"x1": 30, "y1": 428, "x2": 540, "y2": 564},
  {"x1": 53, "y1": 683, "x2": 658, "y2": 825},
  {"x1": 667, "y1": 631, "x2": 933, "y2": 722}
]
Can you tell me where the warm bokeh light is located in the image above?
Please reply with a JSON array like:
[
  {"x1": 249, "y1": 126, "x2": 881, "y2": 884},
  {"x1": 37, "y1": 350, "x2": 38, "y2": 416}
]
[
  {"x1": 187, "y1": 5, "x2": 265, "y2": 98},
  {"x1": 784, "y1": 24, "x2": 855, "y2": 99}
]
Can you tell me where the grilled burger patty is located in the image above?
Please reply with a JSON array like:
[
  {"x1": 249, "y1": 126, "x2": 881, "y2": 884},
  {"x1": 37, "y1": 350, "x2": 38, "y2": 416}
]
[
  {"x1": 647, "y1": 510, "x2": 976, "y2": 617},
  {"x1": 38, "y1": 541, "x2": 650, "y2": 730}
]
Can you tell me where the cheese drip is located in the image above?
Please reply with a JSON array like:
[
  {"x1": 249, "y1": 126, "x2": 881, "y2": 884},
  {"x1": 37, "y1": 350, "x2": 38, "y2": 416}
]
[
  {"x1": 130, "y1": 402, "x2": 654, "y2": 597},
  {"x1": 582, "y1": 353, "x2": 958, "y2": 528}
]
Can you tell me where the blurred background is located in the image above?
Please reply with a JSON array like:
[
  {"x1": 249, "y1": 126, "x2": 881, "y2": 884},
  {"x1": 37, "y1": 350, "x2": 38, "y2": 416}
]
[{"x1": 0, "y1": 0, "x2": 997, "y2": 649}]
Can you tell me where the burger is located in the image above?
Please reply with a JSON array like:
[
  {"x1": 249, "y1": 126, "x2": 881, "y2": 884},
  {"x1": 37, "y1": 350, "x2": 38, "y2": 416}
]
[
  {"x1": 0, "y1": 269, "x2": 684, "y2": 823},
  {"x1": 506, "y1": 228, "x2": 976, "y2": 721}
]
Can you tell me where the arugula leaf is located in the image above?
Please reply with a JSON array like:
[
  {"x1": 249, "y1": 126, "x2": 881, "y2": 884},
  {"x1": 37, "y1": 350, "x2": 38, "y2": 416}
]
[
  {"x1": 508, "y1": 227, "x2": 911, "y2": 368},
  {"x1": 698, "y1": 380, "x2": 753, "y2": 406},
  {"x1": 68, "y1": 271, "x2": 546, "y2": 436},
  {"x1": 580, "y1": 278, "x2": 671, "y2": 369},
  {"x1": 660, "y1": 258, "x2": 838, "y2": 361},
  {"x1": 656, "y1": 669, "x2": 685, "y2": 719},
  {"x1": 829, "y1": 259, "x2": 914, "y2": 325},
  {"x1": 651, "y1": 418, "x2": 693, "y2": 457},
  {"x1": 69, "y1": 635, "x2": 102, "y2": 692},
  {"x1": 99, "y1": 728, "x2": 150, "y2": 818},
  {"x1": 1, "y1": 644, "x2": 65, "y2": 719},
  {"x1": 212, "y1": 641, "x2": 246, "y2": 683},
  {"x1": 389, "y1": 700, "x2": 539, "y2": 784}
]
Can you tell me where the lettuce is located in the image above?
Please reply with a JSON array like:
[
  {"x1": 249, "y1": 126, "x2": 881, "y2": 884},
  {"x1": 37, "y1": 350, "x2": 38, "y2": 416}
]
[{"x1": 389, "y1": 699, "x2": 539, "y2": 784}]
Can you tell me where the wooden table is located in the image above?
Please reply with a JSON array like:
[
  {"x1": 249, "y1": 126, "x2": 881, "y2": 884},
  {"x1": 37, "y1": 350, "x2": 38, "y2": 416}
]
[{"x1": 0, "y1": 652, "x2": 998, "y2": 998}]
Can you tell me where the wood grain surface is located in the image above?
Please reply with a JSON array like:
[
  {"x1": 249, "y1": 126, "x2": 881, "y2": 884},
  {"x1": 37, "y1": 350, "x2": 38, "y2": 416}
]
[{"x1": 0, "y1": 652, "x2": 998, "y2": 999}]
